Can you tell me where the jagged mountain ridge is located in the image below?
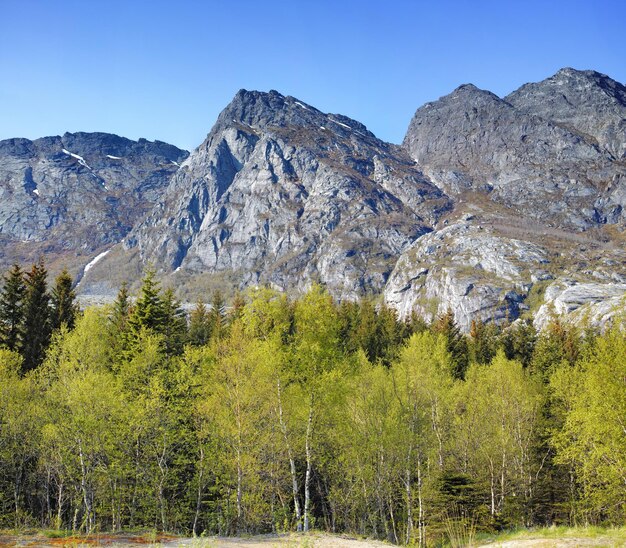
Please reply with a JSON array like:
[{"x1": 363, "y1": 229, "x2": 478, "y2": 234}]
[
  {"x1": 388, "y1": 68, "x2": 626, "y2": 328},
  {"x1": 0, "y1": 132, "x2": 188, "y2": 275},
  {"x1": 119, "y1": 89, "x2": 451, "y2": 299},
  {"x1": 2, "y1": 68, "x2": 625, "y2": 329}
]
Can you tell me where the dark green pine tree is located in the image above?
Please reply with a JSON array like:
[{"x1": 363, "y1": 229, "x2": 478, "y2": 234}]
[
  {"x1": 337, "y1": 300, "x2": 360, "y2": 355},
  {"x1": 433, "y1": 308, "x2": 469, "y2": 380},
  {"x1": 21, "y1": 259, "x2": 51, "y2": 372},
  {"x1": 375, "y1": 303, "x2": 406, "y2": 366},
  {"x1": 127, "y1": 269, "x2": 166, "y2": 337},
  {"x1": 228, "y1": 290, "x2": 246, "y2": 324},
  {"x1": 50, "y1": 269, "x2": 79, "y2": 331},
  {"x1": 162, "y1": 288, "x2": 188, "y2": 356},
  {"x1": 110, "y1": 281, "x2": 131, "y2": 335},
  {"x1": 469, "y1": 318, "x2": 500, "y2": 365},
  {"x1": 356, "y1": 299, "x2": 378, "y2": 362},
  {"x1": 188, "y1": 301, "x2": 211, "y2": 346},
  {"x1": 502, "y1": 318, "x2": 537, "y2": 368},
  {"x1": 208, "y1": 290, "x2": 226, "y2": 341},
  {"x1": 0, "y1": 264, "x2": 26, "y2": 351}
]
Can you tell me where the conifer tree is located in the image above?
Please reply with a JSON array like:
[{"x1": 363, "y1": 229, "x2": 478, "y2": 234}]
[
  {"x1": 208, "y1": 290, "x2": 226, "y2": 341},
  {"x1": 188, "y1": 301, "x2": 211, "y2": 346},
  {"x1": 469, "y1": 318, "x2": 499, "y2": 365},
  {"x1": 21, "y1": 258, "x2": 51, "y2": 372},
  {"x1": 433, "y1": 308, "x2": 468, "y2": 379},
  {"x1": 110, "y1": 281, "x2": 131, "y2": 335},
  {"x1": 337, "y1": 300, "x2": 360, "y2": 354},
  {"x1": 531, "y1": 318, "x2": 578, "y2": 381},
  {"x1": 356, "y1": 299, "x2": 378, "y2": 362},
  {"x1": 0, "y1": 264, "x2": 26, "y2": 351},
  {"x1": 162, "y1": 288, "x2": 187, "y2": 356},
  {"x1": 50, "y1": 269, "x2": 79, "y2": 331},
  {"x1": 127, "y1": 269, "x2": 165, "y2": 335},
  {"x1": 229, "y1": 290, "x2": 246, "y2": 324},
  {"x1": 502, "y1": 318, "x2": 537, "y2": 368}
]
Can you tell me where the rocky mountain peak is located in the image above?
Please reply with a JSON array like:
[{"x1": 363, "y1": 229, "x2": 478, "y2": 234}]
[
  {"x1": 506, "y1": 67, "x2": 626, "y2": 159},
  {"x1": 211, "y1": 89, "x2": 375, "y2": 140},
  {"x1": 0, "y1": 132, "x2": 188, "y2": 276}
]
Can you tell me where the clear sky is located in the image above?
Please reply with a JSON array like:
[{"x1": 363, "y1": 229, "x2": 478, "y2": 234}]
[{"x1": 1, "y1": 0, "x2": 624, "y2": 151}]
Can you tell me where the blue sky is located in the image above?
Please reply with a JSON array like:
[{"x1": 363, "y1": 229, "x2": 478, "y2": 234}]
[{"x1": 1, "y1": 0, "x2": 624, "y2": 151}]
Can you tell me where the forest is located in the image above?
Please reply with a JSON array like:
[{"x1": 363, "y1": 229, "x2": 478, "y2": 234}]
[{"x1": 0, "y1": 259, "x2": 625, "y2": 545}]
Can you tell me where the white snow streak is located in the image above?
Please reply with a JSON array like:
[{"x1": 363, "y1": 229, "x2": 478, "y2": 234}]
[
  {"x1": 295, "y1": 101, "x2": 310, "y2": 111},
  {"x1": 320, "y1": 126, "x2": 326, "y2": 130},
  {"x1": 171, "y1": 160, "x2": 180, "y2": 166},
  {"x1": 83, "y1": 250, "x2": 111, "y2": 274},
  {"x1": 329, "y1": 118, "x2": 351, "y2": 129},
  {"x1": 33, "y1": 189, "x2": 40, "y2": 196},
  {"x1": 106, "y1": 154, "x2": 122, "y2": 160},
  {"x1": 62, "y1": 148, "x2": 92, "y2": 170}
]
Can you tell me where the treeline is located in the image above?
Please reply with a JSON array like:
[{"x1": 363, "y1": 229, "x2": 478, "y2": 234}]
[{"x1": 0, "y1": 263, "x2": 625, "y2": 544}]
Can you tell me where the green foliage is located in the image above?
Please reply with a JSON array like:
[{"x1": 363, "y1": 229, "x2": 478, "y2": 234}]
[
  {"x1": 188, "y1": 301, "x2": 211, "y2": 347},
  {"x1": 127, "y1": 269, "x2": 166, "y2": 336},
  {"x1": 433, "y1": 308, "x2": 469, "y2": 379},
  {"x1": 502, "y1": 318, "x2": 537, "y2": 368},
  {"x1": 21, "y1": 258, "x2": 51, "y2": 372},
  {"x1": 550, "y1": 325, "x2": 626, "y2": 522},
  {"x1": 0, "y1": 264, "x2": 26, "y2": 352},
  {"x1": 0, "y1": 272, "x2": 621, "y2": 539},
  {"x1": 50, "y1": 269, "x2": 79, "y2": 331}
]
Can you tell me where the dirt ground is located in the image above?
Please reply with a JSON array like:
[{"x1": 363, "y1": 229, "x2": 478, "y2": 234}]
[
  {"x1": 0, "y1": 532, "x2": 390, "y2": 548},
  {"x1": 1, "y1": 532, "x2": 620, "y2": 547}
]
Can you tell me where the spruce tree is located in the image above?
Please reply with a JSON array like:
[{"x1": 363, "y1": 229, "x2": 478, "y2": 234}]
[
  {"x1": 503, "y1": 318, "x2": 537, "y2": 368},
  {"x1": 21, "y1": 258, "x2": 51, "y2": 372},
  {"x1": 229, "y1": 290, "x2": 246, "y2": 324},
  {"x1": 433, "y1": 308, "x2": 468, "y2": 379},
  {"x1": 162, "y1": 288, "x2": 187, "y2": 356},
  {"x1": 469, "y1": 318, "x2": 499, "y2": 365},
  {"x1": 208, "y1": 290, "x2": 226, "y2": 341},
  {"x1": 50, "y1": 269, "x2": 79, "y2": 331},
  {"x1": 188, "y1": 301, "x2": 211, "y2": 346},
  {"x1": 0, "y1": 264, "x2": 26, "y2": 351},
  {"x1": 110, "y1": 281, "x2": 131, "y2": 335},
  {"x1": 127, "y1": 269, "x2": 165, "y2": 335}
]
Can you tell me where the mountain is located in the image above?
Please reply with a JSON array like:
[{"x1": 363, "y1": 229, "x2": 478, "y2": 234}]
[
  {"x1": 3, "y1": 69, "x2": 625, "y2": 330},
  {"x1": 387, "y1": 68, "x2": 626, "y2": 329},
  {"x1": 88, "y1": 90, "x2": 450, "y2": 300},
  {"x1": 0, "y1": 132, "x2": 188, "y2": 276}
]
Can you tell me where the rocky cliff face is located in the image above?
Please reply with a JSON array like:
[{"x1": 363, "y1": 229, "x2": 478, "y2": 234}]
[
  {"x1": 0, "y1": 132, "x2": 187, "y2": 275},
  {"x1": 387, "y1": 68, "x2": 626, "y2": 329},
  {"x1": 402, "y1": 76, "x2": 626, "y2": 230},
  {"x1": 506, "y1": 68, "x2": 626, "y2": 160},
  {"x1": 116, "y1": 90, "x2": 450, "y2": 299},
  {"x1": 4, "y1": 68, "x2": 625, "y2": 330}
]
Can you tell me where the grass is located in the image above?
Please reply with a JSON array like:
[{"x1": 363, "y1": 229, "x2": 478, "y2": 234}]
[{"x1": 475, "y1": 525, "x2": 626, "y2": 545}]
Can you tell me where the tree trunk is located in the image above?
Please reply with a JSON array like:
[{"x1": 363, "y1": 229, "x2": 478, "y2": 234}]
[
  {"x1": 193, "y1": 446, "x2": 205, "y2": 536},
  {"x1": 55, "y1": 481, "x2": 64, "y2": 530},
  {"x1": 417, "y1": 457, "x2": 425, "y2": 548},
  {"x1": 404, "y1": 445, "x2": 414, "y2": 545},
  {"x1": 276, "y1": 378, "x2": 302, "y2": 531},
  {"x1": 303, "y1": 393, "x2": 314, "y2": 532},
  {"x1": 78, "y1": 440, "x2": 93, "y2": 533}
]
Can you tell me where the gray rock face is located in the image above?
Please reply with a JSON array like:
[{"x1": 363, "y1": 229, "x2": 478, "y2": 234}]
[
  {"x1": 117, "y1": 90, "x2": 450, "y2": 299},
  {"x1": 534, "y1": 280, "x2": 626, "y2": 330},
  {"x1": 383, "y1": 222, "x2": 549, "y2": 330},
  {"x1": 403, "y1": 72, "x2": 626, "y2": 230},
  {"x1": 506, "y1": 68, "x2": 626, "y2": 160},
  {"x1": 5, "y1": 68, "x2": 626, "y2": 331},
  {"x1": 0, "y1": 132, "x2": 187, "y2": 271}
]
